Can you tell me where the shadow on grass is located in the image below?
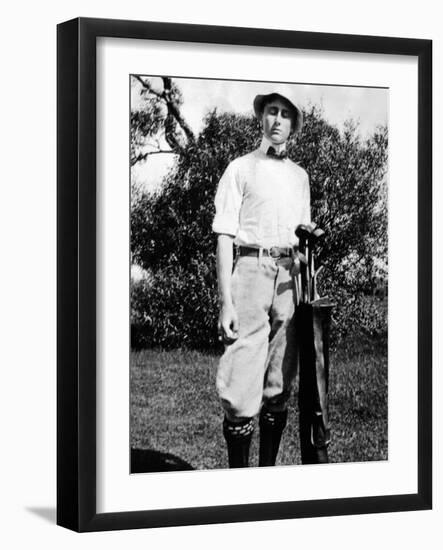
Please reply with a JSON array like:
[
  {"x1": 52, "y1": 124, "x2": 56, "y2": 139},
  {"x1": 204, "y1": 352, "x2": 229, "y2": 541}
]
[{"x1": 131, "y1": 448, "x2": 194, "y2": 473}]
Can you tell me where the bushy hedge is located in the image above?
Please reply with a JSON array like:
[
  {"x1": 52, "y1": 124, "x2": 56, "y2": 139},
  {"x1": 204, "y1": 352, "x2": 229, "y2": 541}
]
[
  {"x1": 317, "y1": 260, "x2": 388, "y2": 346},
  {"x1": 131, "y1": 258, "x2": 387, "y2": 351},
  {"x1": 328, "y1": 289, "x2": 388, "y2": 347},
  {"x1": 131, "y1": 256, "x2": 219, "y2": 350}
]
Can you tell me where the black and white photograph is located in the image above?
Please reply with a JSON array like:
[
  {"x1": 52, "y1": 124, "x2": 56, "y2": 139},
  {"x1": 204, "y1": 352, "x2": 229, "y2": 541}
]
[
  {"x1": 129, "y1": 75, "x2": 389, "y2": 473},
  {"x1": 1, "y1": 0, "x2": 439, "y2": 542}
]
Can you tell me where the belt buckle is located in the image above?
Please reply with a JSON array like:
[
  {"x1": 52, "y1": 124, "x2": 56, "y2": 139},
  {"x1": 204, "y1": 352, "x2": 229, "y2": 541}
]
[{"x1": 269, "y1": 246, "x2": 281, "y2": 259}]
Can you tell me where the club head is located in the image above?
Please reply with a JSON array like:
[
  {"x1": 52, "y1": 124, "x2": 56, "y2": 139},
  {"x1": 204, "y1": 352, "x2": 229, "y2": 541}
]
[
  {"x1": 308, "y1": 227, "x2": 326, "y2": 244},
  {"x1": 306, "y1": 221, "x2": 317, "y2": 232},
  {"x1": 312, "y1": 227, "x2": 325, "y2": 239},
  {"x1": 295, "y1": 224, "x2": 311, "y2": 240}
]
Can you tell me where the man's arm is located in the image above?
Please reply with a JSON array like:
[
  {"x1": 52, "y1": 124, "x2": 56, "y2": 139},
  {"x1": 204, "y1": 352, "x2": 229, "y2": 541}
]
[{"x1": 216, "y1": 233, "x2": 239, "y2": 344}]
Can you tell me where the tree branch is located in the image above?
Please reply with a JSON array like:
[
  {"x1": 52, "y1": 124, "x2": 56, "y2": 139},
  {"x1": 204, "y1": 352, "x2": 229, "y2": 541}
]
[
  {"x1": 162, "y1": 77, "x2": 195, "y2": 144},
  {"x1": 134, "y1": 76, "x2": 164, "y2": 100},
  {"x1": 131, "y1": 149, "x2": 177, "y2": 166},
  {"x1": 134, "y1": 75, "x2": 195, "y2": 144}
]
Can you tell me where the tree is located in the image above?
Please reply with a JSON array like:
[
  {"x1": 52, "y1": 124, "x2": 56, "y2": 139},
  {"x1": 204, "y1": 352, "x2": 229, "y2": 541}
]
[
  {"x1": 130, "y1": 76, "x2": 195, "y2": 166},
  {"x1": 130, "y1": 80, "x2": 388, "y2": 349},
  {"x1": 131, "y1": 109, "x2": 261, "y2": 271},
  {"x1": 292, "y1": 110, "x2": 388, "y2": 295}
]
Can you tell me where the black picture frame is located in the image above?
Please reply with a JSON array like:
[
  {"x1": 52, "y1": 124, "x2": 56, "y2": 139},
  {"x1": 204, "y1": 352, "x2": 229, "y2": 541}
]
[{"x1": 57, "y1": 17, "x2": 432, "y2": 532}]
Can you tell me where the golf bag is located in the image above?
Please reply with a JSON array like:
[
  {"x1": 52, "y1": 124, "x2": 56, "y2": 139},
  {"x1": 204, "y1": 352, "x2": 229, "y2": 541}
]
[
  {"x1": 297, "y1": 298, "x2": 334, "y2": 464},
  {"x1": 295, "y1": 223, "x2": 334, "y2": 464}
]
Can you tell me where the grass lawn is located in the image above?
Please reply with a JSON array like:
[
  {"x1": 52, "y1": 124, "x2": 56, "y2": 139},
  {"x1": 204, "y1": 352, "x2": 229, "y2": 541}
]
[{"x1": 130, "y1": 340, "x2": 387, "y2": 472}]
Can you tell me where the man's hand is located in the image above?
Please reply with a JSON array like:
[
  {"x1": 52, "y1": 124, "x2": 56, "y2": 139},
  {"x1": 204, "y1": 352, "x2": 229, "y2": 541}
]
[{"x1": 218, "y1": 303, "x2": 239, "y2": 345}]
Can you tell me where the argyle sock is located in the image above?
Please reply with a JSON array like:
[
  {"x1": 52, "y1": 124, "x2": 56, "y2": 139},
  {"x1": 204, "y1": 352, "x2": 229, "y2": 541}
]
[{"x1": 222, "y1": 417, "x2": 254, "y2": 468}]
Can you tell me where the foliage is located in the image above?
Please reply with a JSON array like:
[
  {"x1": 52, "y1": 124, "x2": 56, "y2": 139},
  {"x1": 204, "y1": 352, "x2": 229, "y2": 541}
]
[
  {"x1": 329, "y1": 291, "x2": 388, "y2": 346},
  {"x1": 131, "y1": 110, "x2": 261, "y2": 271},
  {"x1": 292, "y1": 111, "x2": 388, "y2": 295},
  {"x1": 130, "y1": 76, "x2": 186, "y2": 165},
  {"x1": 130, "y1": 90, "x2": 388, "y2": 350},
  {"x1": 131, "y1": 257, "x2": 219, "y2": 350}
]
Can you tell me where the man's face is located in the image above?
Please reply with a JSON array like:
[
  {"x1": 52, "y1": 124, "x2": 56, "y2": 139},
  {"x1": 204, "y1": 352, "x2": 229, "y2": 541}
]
[{"x1": 261, "y1": 97, "x2": 294, "y2": 145}]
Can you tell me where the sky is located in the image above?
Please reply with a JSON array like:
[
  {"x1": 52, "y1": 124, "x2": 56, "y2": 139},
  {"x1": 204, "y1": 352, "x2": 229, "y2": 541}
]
[{"x1": 131, "y1": 76, "x2": 388, "y2": 192}]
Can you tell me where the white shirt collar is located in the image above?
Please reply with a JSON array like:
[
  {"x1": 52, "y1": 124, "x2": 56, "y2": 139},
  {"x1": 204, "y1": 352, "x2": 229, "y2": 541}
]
[{"x1": 259, "y1": 135, "x2": 287, "y2": 155}]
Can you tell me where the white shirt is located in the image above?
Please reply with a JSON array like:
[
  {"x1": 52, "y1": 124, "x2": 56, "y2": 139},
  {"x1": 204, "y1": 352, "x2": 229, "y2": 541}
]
[{"x1": 212, "y1": 136, "x2": 311, "y2": 248}]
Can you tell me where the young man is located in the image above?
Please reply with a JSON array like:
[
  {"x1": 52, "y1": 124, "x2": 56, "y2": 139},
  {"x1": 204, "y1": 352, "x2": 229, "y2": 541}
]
[{"x1": 212, "y1": 90, "x2": 311, "y2": 468}]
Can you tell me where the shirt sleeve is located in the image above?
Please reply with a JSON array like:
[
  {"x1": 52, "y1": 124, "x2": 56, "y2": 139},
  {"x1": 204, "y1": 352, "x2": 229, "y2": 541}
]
[
  {"x1": 300, "y1": 171, "x2": 311, "y2": 226},
  {"x1": 212, "y1": 160, "x2": 243, "y2": 236}
]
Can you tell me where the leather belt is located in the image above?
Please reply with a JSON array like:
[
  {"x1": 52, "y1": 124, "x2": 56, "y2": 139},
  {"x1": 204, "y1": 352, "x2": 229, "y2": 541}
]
[{"x1": 238, "y1": 246, "x2": 293, "y2": 259}]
